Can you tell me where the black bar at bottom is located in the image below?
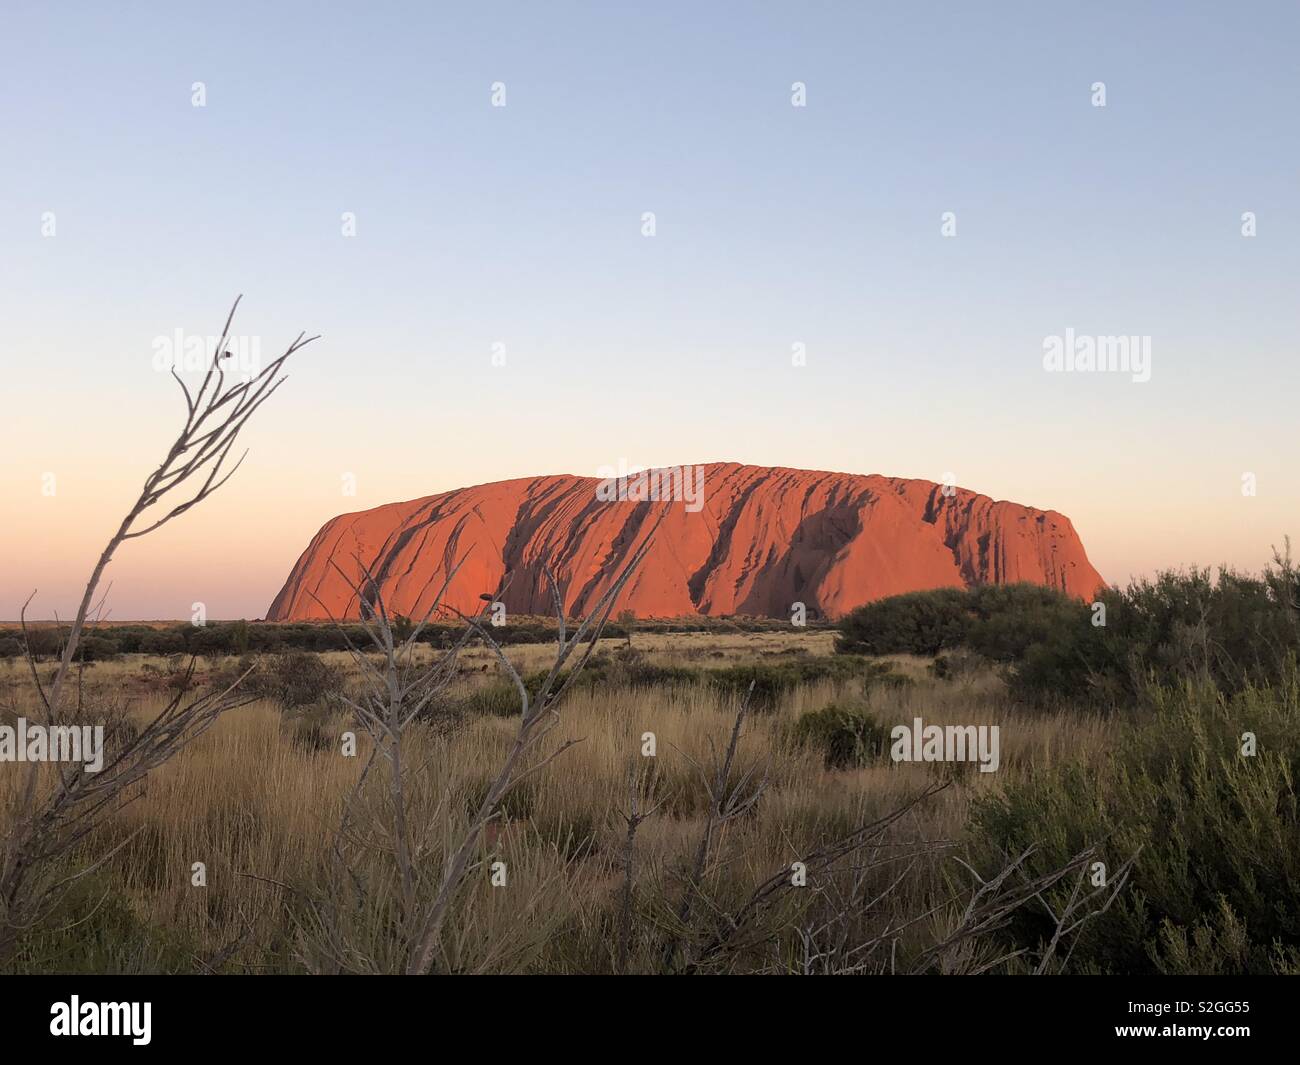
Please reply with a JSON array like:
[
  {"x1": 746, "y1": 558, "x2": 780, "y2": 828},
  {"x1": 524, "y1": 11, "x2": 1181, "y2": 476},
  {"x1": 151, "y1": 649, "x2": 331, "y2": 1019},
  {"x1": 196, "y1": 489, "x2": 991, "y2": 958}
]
[{"x1": 0, "y1": 975, "x2": 1286, "y2": 1051}]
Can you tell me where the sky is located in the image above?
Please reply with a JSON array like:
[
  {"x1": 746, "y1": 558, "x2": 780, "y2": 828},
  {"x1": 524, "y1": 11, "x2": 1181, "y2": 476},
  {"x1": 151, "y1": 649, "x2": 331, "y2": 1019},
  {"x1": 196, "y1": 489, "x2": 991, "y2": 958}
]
[{"x1": 1, "y1": 1, "x2": 1297, "y2": 620}]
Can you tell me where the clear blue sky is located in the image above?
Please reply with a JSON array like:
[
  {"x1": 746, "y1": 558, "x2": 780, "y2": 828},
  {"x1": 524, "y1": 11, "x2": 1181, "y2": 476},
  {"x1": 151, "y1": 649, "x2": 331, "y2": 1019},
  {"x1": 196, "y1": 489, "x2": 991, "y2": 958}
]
[{"x1": 2, "y1": 1, "x2": 1297, "y2": 618}]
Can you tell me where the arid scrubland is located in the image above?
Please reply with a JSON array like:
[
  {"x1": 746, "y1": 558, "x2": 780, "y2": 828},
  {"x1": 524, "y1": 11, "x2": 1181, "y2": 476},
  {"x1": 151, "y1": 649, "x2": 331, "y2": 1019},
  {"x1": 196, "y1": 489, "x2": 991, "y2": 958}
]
[
  {"x1": 4, "y1": 299, "x2": 1292, "y2": 976},
  {"x1": 0, "y1": 631, "x2": 1117, "y2": 974}
]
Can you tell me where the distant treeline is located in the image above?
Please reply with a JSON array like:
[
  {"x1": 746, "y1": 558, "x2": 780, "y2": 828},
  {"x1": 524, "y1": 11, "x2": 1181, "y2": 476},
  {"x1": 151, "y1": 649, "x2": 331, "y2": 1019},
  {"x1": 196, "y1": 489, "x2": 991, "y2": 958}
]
[
  {"x1": 0, "y1": 613, "x2": 828, "y2": 660},
  {"x1": 835, "y1": 548, "x2": 1300, "y2": 705}
]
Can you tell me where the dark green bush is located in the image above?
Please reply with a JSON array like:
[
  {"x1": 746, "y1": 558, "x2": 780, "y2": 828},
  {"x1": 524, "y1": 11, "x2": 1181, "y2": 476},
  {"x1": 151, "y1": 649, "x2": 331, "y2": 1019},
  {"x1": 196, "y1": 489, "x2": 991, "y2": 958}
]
[
  {"x1": 257, "y1": 651, "x2": 342, "y2": 710},
  {"x1": 77, "y1": 636, "x2": 121, "y2": 661},
  {"x1": 9, "y1": 868, "x2": 199, "y2": 974},
  {"x1": 971, "y1": 670, "x2": 1300, "y2": 973},
  {"x1": 22, "y1": 629, "x2": 63, "y2": 661},
  {"x1": 835, "y1": 587, "x2": 972, "y2": 656},
  {"x1": 1007, "y1": 563, "x2": 1300, "y2": 705},
  {"x1": 188, "y1": 626, "x2": 231, "y2": 655},
  {"x1": 838, "y1": 550, "x2": 1300, "y2": 708},
  {"x1": 1114, "y1": 565, "x2": 1298, "y2": 694},
  {"x1": 836, "y1": 583, "x2": 1089, "y2": 660},
  {"x1": 139, "y1": 630, "x2": 187, "y2": 655},
  {"x1": 792, "y1": 704, "x2": 887, "y2": 768},
  {"x1": 88, "y1": 625, "x2": 151, "y2": 654},
  {"x1": 964, "y1": 584, "x2": 1087, "y2": 663}
]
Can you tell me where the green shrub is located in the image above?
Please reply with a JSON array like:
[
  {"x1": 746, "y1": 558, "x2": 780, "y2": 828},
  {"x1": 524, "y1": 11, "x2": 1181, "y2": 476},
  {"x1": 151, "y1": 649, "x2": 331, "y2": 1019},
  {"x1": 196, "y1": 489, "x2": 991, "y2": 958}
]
[
  {"x1": 88, "y1": 625, "x2": 150, "y2": 654},
  {"x1": 180, "y1": 621, "x2": 251, "y2": 655},
  {"x1": 1113, "y1": 565, "x2": 1298, "y2": 694},
  {"x1": 835, "y1": 588, "x2": 972, "y2": 656},
  {"x1": 971, "y1": 671, "x2": 1300, "y2": 973},
  {"x1": 23, "y1": 629, "x2": 63, "y2": 661},
  {"x1": 1006, "y1": 564, "x2": 1300, "y2": 706},
  {"x1": 964, "y1": 584, "x2": 1088, "y2": 663},
  {"x1": 257, "y1": 651, "x2": 342, "y2": 710},
  {"x1": 792, "y1": 703, "x2": 887, "y2": 768},
  {"x1": 9, "y1": 868, "x2": 199, "y2": 974},
  {"x1": 189, "y1": 625, "x2": 235, "y2": 655},
  {"x1": 139, "y1": 630, "x2": 187, "y2": 655},
  {"x1": 463, "y1": 678, "x2": 525, "y2": 718},
  {"x1": 838, "y1": 552, "x2": 1300, "y2": 709},
  {"x1": 77, "y1": 636, "x2": 121, "y2": 662},
  {"x1": 836, "y1": 583, "x2": 1088, "y2": 659}
]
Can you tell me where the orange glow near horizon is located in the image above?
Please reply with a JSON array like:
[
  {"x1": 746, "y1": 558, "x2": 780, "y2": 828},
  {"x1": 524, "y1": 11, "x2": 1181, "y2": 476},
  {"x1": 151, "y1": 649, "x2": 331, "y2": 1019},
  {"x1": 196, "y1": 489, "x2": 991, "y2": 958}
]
[{"x1": 4, "y1": 408, "x2": 1294, "y2": 621}]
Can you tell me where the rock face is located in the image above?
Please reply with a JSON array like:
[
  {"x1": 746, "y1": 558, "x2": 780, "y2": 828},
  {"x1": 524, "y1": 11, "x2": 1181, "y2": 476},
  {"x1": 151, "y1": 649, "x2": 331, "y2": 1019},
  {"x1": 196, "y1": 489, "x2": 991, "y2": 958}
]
[{"x1": 266, "y1": 463, "x2": 1105, "y2": 621}]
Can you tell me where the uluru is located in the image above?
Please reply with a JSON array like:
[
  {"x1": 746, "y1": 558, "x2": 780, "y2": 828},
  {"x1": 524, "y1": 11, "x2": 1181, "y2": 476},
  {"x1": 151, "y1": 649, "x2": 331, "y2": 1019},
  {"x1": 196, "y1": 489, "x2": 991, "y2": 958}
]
[{"x1": 267, "y1": 463, "x2": 1104, "y2": 622}]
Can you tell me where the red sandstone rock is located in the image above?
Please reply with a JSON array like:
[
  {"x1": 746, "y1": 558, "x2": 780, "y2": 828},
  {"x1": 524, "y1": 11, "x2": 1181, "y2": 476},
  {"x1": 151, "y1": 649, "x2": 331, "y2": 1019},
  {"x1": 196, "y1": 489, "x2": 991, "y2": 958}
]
[{"x1": 266, "y1": 463, "x2": 1105, "y2": 621}]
